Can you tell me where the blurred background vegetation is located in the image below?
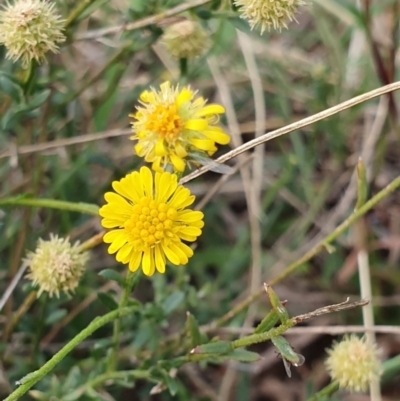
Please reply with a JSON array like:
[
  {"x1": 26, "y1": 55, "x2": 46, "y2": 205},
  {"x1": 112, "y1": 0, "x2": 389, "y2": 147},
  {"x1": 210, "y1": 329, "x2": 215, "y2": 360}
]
[{"x1": 0, "y1": 0, "x2": 400, "y2": 400}]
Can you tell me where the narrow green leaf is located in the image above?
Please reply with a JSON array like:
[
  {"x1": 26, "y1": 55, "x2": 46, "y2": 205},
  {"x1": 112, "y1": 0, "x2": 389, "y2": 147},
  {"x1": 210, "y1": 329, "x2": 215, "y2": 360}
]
[
  {"x1": 254, "y1": 309, "x2": 279, "y2": 334},
  {"x1": 185, "y1": 312, "x2": 202, "y2": 348},
  {"x1": 97, "y1": 292, "x2": 118, "y2": 311},
  {"x1": 192, "y1": 341, "x2": 233, "y2": 355},
  {"x1": 265, "y1": 284, "x2": 289, "y2": 323},
  {"x1": 228, "y1": 349, "x2": 261, "y2": 363},
  {"x1": 162, "y1": 291, "x2": 184, "y2": 315},
  {"x1": 0, "y1": 74, "x2": 24, "y2": 102}
]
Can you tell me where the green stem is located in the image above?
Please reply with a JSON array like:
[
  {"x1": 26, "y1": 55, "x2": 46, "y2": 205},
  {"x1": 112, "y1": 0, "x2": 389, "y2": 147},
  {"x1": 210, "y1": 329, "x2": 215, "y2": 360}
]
[
  {"x1": 64, "y1": 0, "x2": 98, "y2": 29},
  {"x1": 3, "y1": 306, "x2": 136, "y2": 401},
  {"x1": 0, "y1": 197, "x2": 99, "y2": 215},
  {"x1": 107, "y1": 272, "x2": 140, "y2": 372},
  {"x1": 307, "y1": 381, "x2": 339, "y2": 401},
  {"x1": 213, "y1": 174, "x2": 400, "y2": 327}
]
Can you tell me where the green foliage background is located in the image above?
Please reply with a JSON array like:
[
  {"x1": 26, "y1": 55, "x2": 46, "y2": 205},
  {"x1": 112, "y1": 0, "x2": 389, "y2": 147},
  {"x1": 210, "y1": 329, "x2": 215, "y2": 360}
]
[{"x1": 1, "y1": 0, "x2": 400, "y2": 400}]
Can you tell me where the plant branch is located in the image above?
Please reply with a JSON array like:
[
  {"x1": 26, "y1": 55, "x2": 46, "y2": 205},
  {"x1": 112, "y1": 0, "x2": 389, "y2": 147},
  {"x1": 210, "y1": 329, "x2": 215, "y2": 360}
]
[
  {"x1": 211, "y1": 173, "x2": 400, "y2": 328},
  {"x1": 3, "y1": 306, "x2": 137, "y2": 401}
]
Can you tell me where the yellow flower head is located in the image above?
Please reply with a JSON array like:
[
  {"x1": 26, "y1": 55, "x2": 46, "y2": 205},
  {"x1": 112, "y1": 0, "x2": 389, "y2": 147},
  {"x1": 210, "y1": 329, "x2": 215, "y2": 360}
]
[
  {"x1": 24, "y1": 234, "x2": 89, "y2": 298},
  {"x1": 99, "y1": 167, "x2": 204, "y2": 276},
  {"x1": 325, "y1": 334, "x2": 382, "y2": 393},
  {"x1": 0, "y1": 0, "x2": 65, "y2": 68},
  {"x1": 234, "y1": 0, "x2": 306, "y2": 33},
  {"x1": 130, "y1": 81, "x2": 230, "y2": 173},
  {"x1": 162, "y1": 19, "x2": 211, "y2": 59}
]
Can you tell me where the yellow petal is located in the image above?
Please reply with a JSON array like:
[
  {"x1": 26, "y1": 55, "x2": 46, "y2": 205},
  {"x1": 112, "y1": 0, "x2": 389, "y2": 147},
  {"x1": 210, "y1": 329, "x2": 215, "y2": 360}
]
[
  {"x1": 101, "y1": 218, "x2": 125, "y2": 229},
  {"x1": 168, "y1": 187, "x2": 194, "y2": 209},
  {"x1": 177, "y1": 233, "x2": 196, "y2": 242},
  {"x1": 169, "y1": 242, "x2": 189, "y2": 264},
  {"x1": 150, "y1": 157, "x2": 162, "y2": 173},
  {"x1": 155, "y1": 139, "x2": 167, "y2": 156},
  {"x1": 189, "y1": 138, "x2": 215, "y2": 151},
  {"x1": 194, "y1": 104, "x2": 225, "y2": 117},
  {"x1": 170, "y1": 154, "x2": 185, "y2": 172},
  {"x1": 140, "y1": 166, "x2": 153, "y2": 199},
  {"x1": 161, "y1": 242, "x2": 180, "y2": 265},
  {"x1": 176, "y1": 88, "x2": 193, "y2": 108},
  {"x1": 184, "y1": 119, "x2": 208, "y2": 131},
  {"x1": 142, "y1": 249, "x2": 155, "y2": 276},
  {"x1": 134, "y1": 143, "x2": 145, "y2": 156},
  {"x1": 177, "y1": 242, "x2": 194, "y2": 258},
  {"x1": 129, "y1": 251, "x2": 142, "y2": 272},
  {"x1": 116, "y1": 243, "x2": 133, "y2": 263},
  {"x1": 203, "y1": 128, "x2": 230, "y2": 145},
  {"x1": 107, "y1": 235, "x2": 128, "y2": 254},
  {"x1": 103, "y1": 229, "x2": 125, "y2": 243},
  {"x1": 177, "y1": 226, "x2": 202, "y2": 237},
  {"x1": 155, "y1": 244, "x2": 166, "y2": 273},
  {"x1": 175, "y1": 142, "x2": 188, "y2": 158},
  {"x1": 177, "y1": 210, "x2": 204, "y2": 223}
]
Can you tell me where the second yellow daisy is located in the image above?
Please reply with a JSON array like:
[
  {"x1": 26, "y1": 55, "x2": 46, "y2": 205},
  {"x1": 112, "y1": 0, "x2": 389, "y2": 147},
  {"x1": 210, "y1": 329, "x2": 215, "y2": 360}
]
[{"x1": 130, "y1": 81, "x2": 230, "y2": 173}]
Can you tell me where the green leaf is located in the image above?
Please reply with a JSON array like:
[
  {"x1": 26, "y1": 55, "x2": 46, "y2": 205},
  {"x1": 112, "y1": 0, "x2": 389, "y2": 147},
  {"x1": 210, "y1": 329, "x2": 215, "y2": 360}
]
[
  {"x1": 160, "y1": 370, "x2": 180, "y2": 396},
  {"x1": 97, "y1": 292, "x2": 119, "y2": 311},
  {"x1": 185, "y1": 312, "x2": 202, "y2": 348},
  {"x1": 228, "y1": 349, "x2": 261, "y2": 363},
  {"x1": 266, "y1": 284, "x2": 289, "y2": 323},
  {"x1": 254, "y1": 309, "x2": 279, "y2": 334},
  {"x1": 225, "y1": 16, "x2": 252, "y2": 34},
  {"x1": 0, "y1": 196, "x2": 99, "y2": 215},
  {"x1": 98, "y1": 269, "x2": 125, "y2": 286},
  {"x1": 0, "y1": 73, "x2": 24, "y2": 103},
  {"x1": 162, "y1": 291, "x2": 184, "y2": 315},
  {"x1": 192, "y1": 341, "x2": 233, "y2": 355},
  {"x1": 45, "y1": 309, "x2": 68, "y2": 325},
  {"x1": 27, "y1": 89, "x2": 51, "y2": 110}
]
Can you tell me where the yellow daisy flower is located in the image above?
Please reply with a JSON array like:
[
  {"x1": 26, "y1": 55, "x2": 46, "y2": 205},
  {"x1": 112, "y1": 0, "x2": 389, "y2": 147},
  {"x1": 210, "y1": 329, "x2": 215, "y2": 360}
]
[
  {"x1": 129, "y1": 81, "x2": 230, "y2": 173},
  {"x1": 99, "y1": 166, "x2": 204, "y2": 276}
]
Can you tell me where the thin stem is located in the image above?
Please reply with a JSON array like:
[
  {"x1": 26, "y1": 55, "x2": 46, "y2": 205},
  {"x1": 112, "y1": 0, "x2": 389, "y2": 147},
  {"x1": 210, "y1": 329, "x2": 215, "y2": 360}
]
[
  {"x1": 76, "y1": 0, "x2": 214, "y2": 40},
  {"x1": 3, "y1": 306, "x2": 137, "y2": 401},
  {"x1": 180, "y1": 81, "x2": 400, "y2": 185},
  {"x1": 107, "y1": 272, "x2": 139, "y2": 372}
]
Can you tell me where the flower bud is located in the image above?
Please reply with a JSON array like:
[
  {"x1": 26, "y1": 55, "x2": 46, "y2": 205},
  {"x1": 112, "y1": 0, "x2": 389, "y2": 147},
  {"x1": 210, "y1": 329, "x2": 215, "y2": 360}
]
[
  {"x1": 0, "y1": 0, "x2": 66, "y2": 68},
  {"x1": 234, "y1": 0, "x2": 306, "y2": 33},
  {"x1": 161, "y1": 19, "x2": 210, "y2": 59},
  {"x1": 325, "y1": 334, "x2": 382, "y2": 393},
  {"x1": 24, "y1": 234, "x2": 89, "y2": 298}
]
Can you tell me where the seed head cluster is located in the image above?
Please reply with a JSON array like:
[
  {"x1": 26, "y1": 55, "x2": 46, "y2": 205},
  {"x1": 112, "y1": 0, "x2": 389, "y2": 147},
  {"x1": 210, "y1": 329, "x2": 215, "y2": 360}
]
[
  {"x1": 234, "y1": 0, "x2": 306, "y2": 33},
  {"x1": 325, "y1": 335, "x2": 382, "y2": 393},
  {"x1": 24, "y1": 234, "x2": 89, "y2": 298},
  {"x1": 0, "y1": 0, "x2": 65, "y2": 68},
  {"x1": 161, "y1": 20, "x2": 210, "y2": 59}
]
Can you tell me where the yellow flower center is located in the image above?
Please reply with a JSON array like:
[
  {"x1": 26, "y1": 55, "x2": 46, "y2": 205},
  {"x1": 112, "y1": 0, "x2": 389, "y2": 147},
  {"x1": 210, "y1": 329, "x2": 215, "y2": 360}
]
[
  {"x1": 143, "y1": 104, "x2": 183, "y2": 142},
  {"x1": 124, "y1": 197, "x2": 178, "y2": 250}
]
